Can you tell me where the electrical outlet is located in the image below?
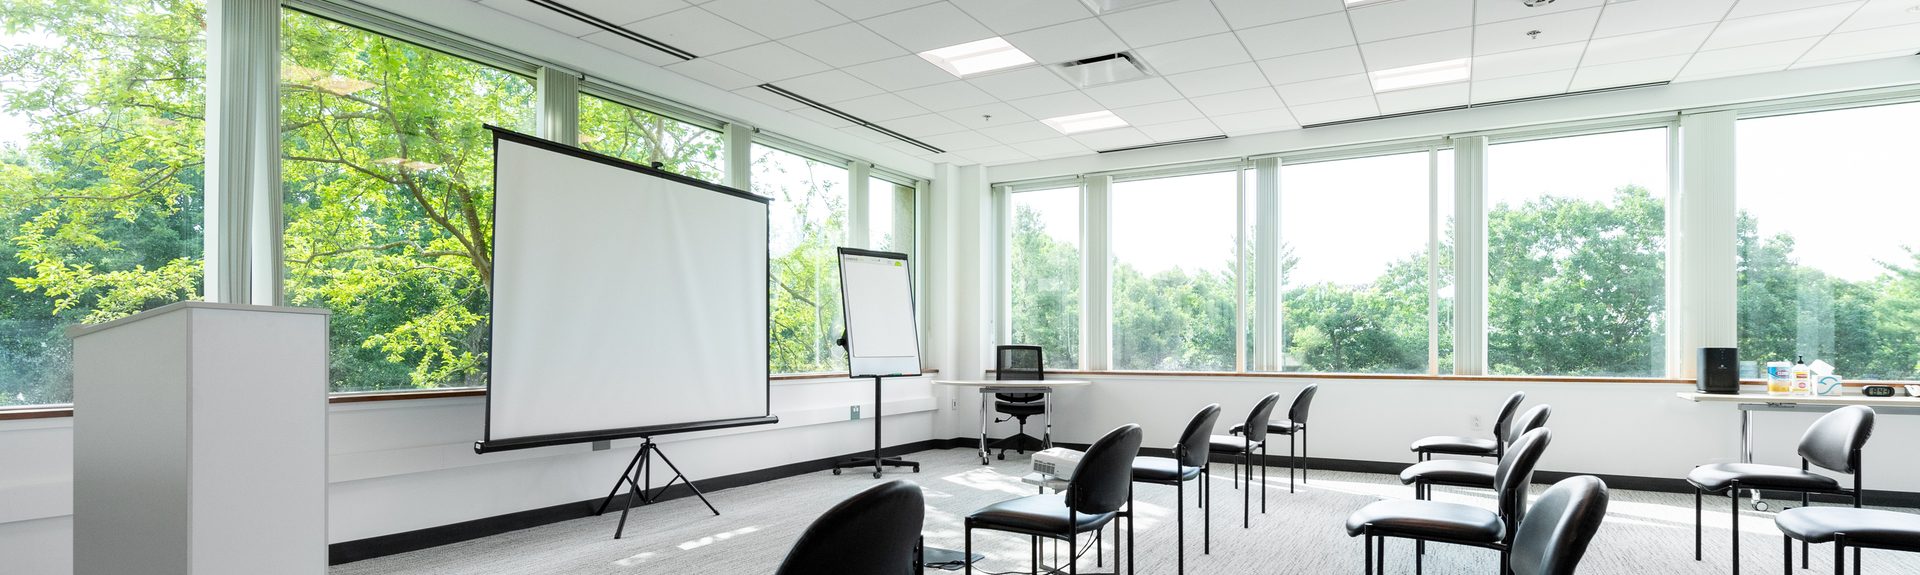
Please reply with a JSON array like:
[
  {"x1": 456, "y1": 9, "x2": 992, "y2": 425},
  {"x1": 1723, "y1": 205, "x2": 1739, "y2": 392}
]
[
  {"x1": 951, "y1": 398, "x2": 959, "y2": 410},
  {"x1": 850, "y1": 405, "x2": 861, "y2": 420},
  {"x1": 1469, "y1": 415, "x2": 1484, "y2": 431}
]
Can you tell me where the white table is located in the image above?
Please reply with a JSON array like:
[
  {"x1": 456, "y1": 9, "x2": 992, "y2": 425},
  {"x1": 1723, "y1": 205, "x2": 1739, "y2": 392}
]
[
  {"x1": 1676, "y1": 391, "x2": 1920, "y2": 509},
  {"x1": 936, "y1": 379, "x2": 1091, "y2": 465}
]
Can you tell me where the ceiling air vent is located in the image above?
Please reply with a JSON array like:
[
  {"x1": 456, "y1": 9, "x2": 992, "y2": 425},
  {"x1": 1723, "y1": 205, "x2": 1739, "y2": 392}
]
[{"x1": 1056, "y1": 53, "x2": 1151, "y2": 88}]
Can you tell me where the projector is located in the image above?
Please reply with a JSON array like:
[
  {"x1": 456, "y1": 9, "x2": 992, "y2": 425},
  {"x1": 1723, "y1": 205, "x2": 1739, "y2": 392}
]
[{"x1": 1032, "y1": 447, "x2": 1086, "y2": 480}]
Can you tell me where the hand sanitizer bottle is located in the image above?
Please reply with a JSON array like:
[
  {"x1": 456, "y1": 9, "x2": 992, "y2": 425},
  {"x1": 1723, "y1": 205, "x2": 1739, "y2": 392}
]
[{"x1": 1791, "y1": 356, "x2": 1812, "y2": 396}]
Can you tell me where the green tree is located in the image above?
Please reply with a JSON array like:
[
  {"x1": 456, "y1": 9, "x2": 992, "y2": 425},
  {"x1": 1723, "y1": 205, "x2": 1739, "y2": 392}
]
[{"x1": 1009, "y1": 204, "x2": 1079, "y2": 369}]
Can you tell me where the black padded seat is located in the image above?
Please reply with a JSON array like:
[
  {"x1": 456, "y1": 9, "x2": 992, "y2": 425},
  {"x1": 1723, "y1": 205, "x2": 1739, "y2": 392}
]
[
  {"x1": 1400, "y1": 459, "x2": 1496, "y2": 487},
  {"x1": 1687, "y1": 463, "x2": 1841, "y2": 493},
  {"x1": 1777, "y1": 507, "x2": 1920, "y2": 550},
  {"x1": 1208, "y1": 434, "x2": 1258, "y2": 454},
  {"x1": 968, "y1": 494, "x2": 1118, "y2": 538},
  {"x1": 1131, "y1": 456, "x2": 1201, "y2": 483},
  {"x1": 1228, "y1": 419, "x2": 1298, "y2": 435},
  {"x1": 1411, "y1": 435, "x2": 1499, "y2": 456},
  {"x1": 1345, "y1": 500, "x2": 1506, "y2": 546},
  {"x1": 994, "y1": 401, "x2": 1045, "y2": 417}
]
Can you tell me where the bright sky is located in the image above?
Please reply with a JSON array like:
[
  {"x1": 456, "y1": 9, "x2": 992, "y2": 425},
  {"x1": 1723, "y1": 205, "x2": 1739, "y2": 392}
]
[
  {"x1": 0, "y1": 30, "x2": 61, "y2": 149},
  {"x1": 1111, "y1": 171, "x2": 1241, "y2": 275},
  {"x1": 1738, "y1": 102, "x2": 1920, "y2": 282}
]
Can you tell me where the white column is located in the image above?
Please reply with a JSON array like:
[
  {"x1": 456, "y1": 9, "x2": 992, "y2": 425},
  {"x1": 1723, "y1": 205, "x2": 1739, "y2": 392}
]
[
  {"x1": 204, "y1": 0, "x2": 282, "y2": 304},
  {"x1": 848, "y1": 160, "x2": 871, "y2": 249},
  {"x1": 1082, "y1": 175, "x2": 1113, "y2": 370},
  {"x1": 993, "y1": 185, "x2": 1011, "y2": 347},
  {"x1": 1452, "y1": 136, "x2": 1489, "y2": 374},
  {"x1": 1675, "y1": 111, "x2": 1739, "y2": 377},
  {"x1": 1253, "y1": 157, "x2": 1281, "y2": 371},
  {"x1": 536, "y1": 67, "x2": 579, "y2": 146},
  {"x1": 724, "y1": 123, "x2": 754, "y2": 191}
]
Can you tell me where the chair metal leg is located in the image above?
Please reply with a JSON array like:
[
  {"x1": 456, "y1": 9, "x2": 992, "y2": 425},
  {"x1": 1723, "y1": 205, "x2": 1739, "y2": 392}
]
[
  {"x1": 1242, "y1": 450, "x2": 1251, "y2": 528},
  {"x1": 1127, "y1": 487, "x2": 1135, "y2": 575},
  {"x1": 1260, "y1": 443, "x2": 1268, "y2": 513},
  {"x1": 1783, "y1": 531, "x2": 1791, "y2": 575},
  {"x1": 1803, "y1": 491, "x2": 1811, "y2": 569},
  {"x1": 1204, "y1": 467, "x2": 1212, "y2": 555},
  {"x1": 1363, "y1": 528, "x2": 1373, "y2": 575},
  {"x1": 1289, "y1": 433, "x2": 1297, "y2": 493},
  {"x1": 1177, "y1": 478, "x2": 1186, "y2": 575},
  {"x1": 1031, "y1": 535, "x2": 1039, "y2": 575},
  {"x1": 1069, "y1": 531, "x2": 1077, "y2": 575},
  {"x1": 1695, "y1": 488, "x2": 1703, "y2": 561},
  {"x1": 965, "y1": 525, "x2": 975, "y2": 575},
  {"x1": 1733, "y1": 485, "x2": 1742, "y2": 575},
  {"x1": 1415, "y1": 538, "x2": 1423, "y2": 575},
  {"x1": 1303, "y1": 427, "x2": 1309, "y2": 485},
  {"x1": 1833, "y1": 535, "x2": 1844, "y2": 575}
]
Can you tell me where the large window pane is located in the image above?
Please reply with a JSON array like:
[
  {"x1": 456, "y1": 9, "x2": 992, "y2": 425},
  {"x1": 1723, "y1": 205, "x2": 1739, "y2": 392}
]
[
  {"x1": 281, "y1": 11, "x2": 535, "y2": 392},
  {"x1": 869, "y1": 176, "x2": 915, "y2": 256},
  {"x1": 753, "y1": 144, "x2": 848, "y2": 374},
  {"x1": 1738, "y1": 103, "x2": 1920, "y2": 380},
  {"x1": 1487, "y1": 129, "x2": 1668, "y2": 377},
  {"x1": 1281, "y1": 152, "x2": 1430, "y2": 374},
  {"x1": 1010, "y1": 187, "x2": 1080, "y2": 370},
  {"x1": 0, "y1": 1, "x2": 206, "y2": 407},
  {"x1": 578, "y1": 94, "x2": 725, "y2": 184},
  {"x1": 1112, "y1": 172, "x2": 1239, "y2": 371}
]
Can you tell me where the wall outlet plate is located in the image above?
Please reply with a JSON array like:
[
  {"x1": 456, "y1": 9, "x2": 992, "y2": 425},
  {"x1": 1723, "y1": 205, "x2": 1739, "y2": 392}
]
[
  {"x1": 1470, "y1": 415, "x2": 1484, "y2": 431},
  {"x1": 591, "y1": 440, "x2": 611, "y2": 451},
  {"x1": 850, "y1": 405, "x2": 861, "y2": 420}
]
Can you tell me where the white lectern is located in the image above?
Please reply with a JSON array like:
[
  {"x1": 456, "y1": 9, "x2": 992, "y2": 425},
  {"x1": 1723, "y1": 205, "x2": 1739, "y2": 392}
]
[{"x1": 70, "y1": 302, "x2": 329, "y2": 575}]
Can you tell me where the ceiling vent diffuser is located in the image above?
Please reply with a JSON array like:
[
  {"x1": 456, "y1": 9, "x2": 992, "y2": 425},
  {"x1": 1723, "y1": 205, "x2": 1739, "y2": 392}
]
[{"x1": 1056, "y1": 53, "x2": 1151, "y2": 88}]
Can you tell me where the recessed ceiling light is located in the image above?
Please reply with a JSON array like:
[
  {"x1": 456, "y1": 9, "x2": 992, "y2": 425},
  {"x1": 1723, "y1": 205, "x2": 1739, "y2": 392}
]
[
  {"x1": 1041, "y1": 110, "x2": 1129, "y2": 135},
  {"x1": 918, "y1": 37, "x2": 1035, "y2": 78},
  {"x1": 1369, "y1": 58, "x2": 1471, "y2": 92},
  {"x1": 1080, "y1": 0, "x2": 1178, "y2": 14}
]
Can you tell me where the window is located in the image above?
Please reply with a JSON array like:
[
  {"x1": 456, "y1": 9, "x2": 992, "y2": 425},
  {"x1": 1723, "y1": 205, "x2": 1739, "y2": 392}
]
[
  {"x1": 1009, "y1": 186, "x2": 1080, "y2": 370},
  {"x1": 1280, "y1": 152, "x2": 1433, "y2": 374},
  {"x1": 1111, "y1": 171, "x2": 1240, "y2": 371},
  {"x1": 0, "y1": 1, "x2": 206, "y2": 407},
  {"x1": 753, "y1": 143, "x2": 849, "y2": 374},
  {"x1": 577, "y1": 93, "x2": 725, "y2": 184},
  {"x1": 1487, "y1": 128, "x2": 1668, "y2": 377},
  {"x1": 281, "y1": 10, "x2": 536, "y2": 392},
  {"x1": 868, "y1": 176, "x2": 915, "y2": 256},
  {"x1": 1737, "y1": 102, "x2": 1920, "y2": 381}
]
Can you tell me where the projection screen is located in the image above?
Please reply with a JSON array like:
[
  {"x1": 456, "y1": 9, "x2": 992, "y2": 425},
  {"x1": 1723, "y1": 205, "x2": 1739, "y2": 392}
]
[{"x1": 478, "y1": 128, "x2": 775, "y2": 453}]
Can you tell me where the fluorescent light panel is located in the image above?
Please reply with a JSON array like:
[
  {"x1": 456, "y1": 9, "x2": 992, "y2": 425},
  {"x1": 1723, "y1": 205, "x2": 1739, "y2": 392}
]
[
  {"x1": 1369, "y1": 58, "x2": 1471, "y2": 92},
  {"x1": 1041, "y1": 110, "x2": 1129, "y2": 135},
  {"x1": 918, "y1": 37, "x2": 1035, "y2": 78}
]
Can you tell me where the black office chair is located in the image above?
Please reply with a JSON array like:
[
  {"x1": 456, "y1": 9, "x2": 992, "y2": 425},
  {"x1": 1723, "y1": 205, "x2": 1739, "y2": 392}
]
[
  {"x1": 1411, "y1": 391, "x2": 1526, "y2": 462},
  {"x1": 1508, "y1": 476, "x2": 1611, "y2": 575},
  {"x1": 966, "y1": 424, "x2": 1142, "y2": 575},
  {"x1": 1347, "y1": 428, "x2": 1552, "y2": 575},
  {"x1": 1778, "y1": 506, "x2": 1920, "y2": 575},
  {"x1": 1209, "y1": 392, "x2": 1282, "y2": 529},
  {"x1": 1688, "y1": 405, "x2": 1874, "y2": 575},
  {"x1": 1229, "y1": 384, "x2": 1319, "y2": 493},
  {"x1": 774, "y1": 479, "x2": 924, "y2": 575},
  {"x1": 992, "y1": 345, "x2": 1047, "y2": 459},
  {"x1": 1131, "y1": 404, "x2": 1220, "y2": 575},
  {"x1": 1401, "y1": 404, "x2": 1552, "y2": 501}
]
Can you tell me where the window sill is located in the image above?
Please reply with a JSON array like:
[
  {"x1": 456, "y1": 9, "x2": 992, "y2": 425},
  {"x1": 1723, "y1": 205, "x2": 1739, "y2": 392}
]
[{"x1": 1036, "y1": 370, "x2": 1919, "y2": 387}]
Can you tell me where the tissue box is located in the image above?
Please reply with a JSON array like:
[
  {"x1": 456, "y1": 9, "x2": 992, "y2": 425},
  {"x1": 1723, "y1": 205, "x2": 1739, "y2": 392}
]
[{"x1": 1815, "y1": 375, "x2": 1844, "y2": 396}]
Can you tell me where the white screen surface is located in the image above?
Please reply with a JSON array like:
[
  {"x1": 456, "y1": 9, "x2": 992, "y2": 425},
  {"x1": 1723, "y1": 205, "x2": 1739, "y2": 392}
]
[
  {"x1": 839, "y1": 251, "x2": 922, "y2": 377},
  {"x1": 488, "y1": 134, "x2": 768, "y2": 444}
]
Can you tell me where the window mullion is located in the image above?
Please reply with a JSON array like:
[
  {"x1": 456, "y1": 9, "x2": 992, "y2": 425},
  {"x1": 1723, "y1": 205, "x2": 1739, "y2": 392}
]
[
  {"x1": 1252, "y1": 157, "x2": 1281, "y2": 371},
  {"x1": 1083, "y1": 176, "x2": 1112, "y2": 371},
  {"x1": 207, "y1": 0, "x2": 282, "y2": 305},
  {"x1": 724, "y1": 123, "x2": 753, "y2": 191},
  {"x1": 1675, "y1": 111, "x2": 1739, "y2": 378},
  {"x1": 1452, "y1": 136, "x2": 1489, "y2": 375},
  {"x1": 848, "y1": 161, "x2": 871, "y2": 249},
  {"x1": 535, "y1": 67, "x2": 579, "y2": 146}
]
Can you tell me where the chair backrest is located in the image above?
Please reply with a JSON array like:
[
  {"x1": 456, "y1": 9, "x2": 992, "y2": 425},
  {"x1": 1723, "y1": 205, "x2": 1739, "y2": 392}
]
[
  {"x1": 995, "y1": 345, "x2": 1045, "y2": 381},
  {"x1": 1491, "y1": 391, "x2": 1527, "y2": 456},
  {"x1": 1494, "y1": 427, "x2": 1554, "y2": 540},
  {"x1": 1508, "y1": 404, "x2": 1552, "y2": 447},
  {"x1": 1066, "y1": 424, "x2": 1144, "y2": 516},
  {"x1": 1174, "y1": 404, "x2": 1222, "y2": 468},
  {"x1": 1508, "y1": 476, "x2": 1610, "y2": 575},
  {"x1": 1287, "y1": 384, "x2": 1320, "y2": 425},
  {"x1": 1797, "y1": 405, "x2": 1875, "y2": 474},
  {"x1": 774, "y1": 479, "x2": 925, "y2": 575},
  {"x1": 1241, "y1": 392, "x2": 1284, "y2": 443}
]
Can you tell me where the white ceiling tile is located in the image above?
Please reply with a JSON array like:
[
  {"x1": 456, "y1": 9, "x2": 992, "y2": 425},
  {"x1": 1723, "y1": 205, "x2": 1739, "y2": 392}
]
[
  {"x1": 835, "y1": 93, "x2": 931, "y2": 120},
  {"x1": 1189, "y1": 87, "x2": 1286, "y2": 116},
  {"x1": 1211, "y1": 0, "x2": 1345, "y2": 30},
  {"x1": 477, "y1": 0, "x2": 600, "y2": 36},
  {"x1": 816, "y1": 0, "x2": 939, "y2": 20},
  {"x1": 957, "y1": 145, "x2": 1036, "y2": 165},
  {"x1": 776, "y1": 70, "x2": 885, "y2": 102},
  {"x1": 705, "y1": 42, "x2": 831, "y2": 82},
  {"x1": 980, "y1": 121, "x2": 1070, "y2": 144},
  {"x1": 1070, "y1": 127, "x2": 1154, "y2": 150},
  {"x1": 1208, "y1": 108, "x2": 1299, "y2": 135},
  {"x1": 885, "y1": 113, "x2": 970, "y2": 137},
  {"x1": 1836, "y1": 0, "x2": 1920, "y2": 32},
  {"x1": 1580, "y1": 23, "x2": 1716, "y2": 66},
  {"x1": 733, "y1": 86, "x2": 807, "y2": 110},
  {"x1": 1006, "y1": 18, "x2": 1130, "y2": 64},
  {"x1": 1791, "y1": 47, "x2": 1915, "y2": 68},
  {"x1": 939, "y1": 103, "x2": 1035, "y2": 129},
  {"x1": 1375, "y1": 82, "x2": 1469, "y2": 113},
  {"x1": 1360, "y1": 28, "x2": 1474, "y2": 71},
  {"x1": 1727, "y1": 0, "x2": 1860, "y2": 19},
  {"x1": 1237, "y1": 13, "x2": 1356, "y2": 59},
  {"x1": 1592, "y1": 0, "x2": 1737, "y2": 37},
  {"x1": 1135, "y1": 33, "x2": 1252, "y2": 75},
  {"x1": 1473, "y1": 8, "x2": 1602, "y2": 55},
  {"x1": 1288, "y1": 96, "x2": 1380, "y2": 124},
  {"x1": 1100, "y1": 0, "x2": 1232, "y2": 47},
  {"x1": 1799, "y1": 21, "x2": 1920, "y2": 60},
  {"x1": 1138, "y1": 118, "x2": 1223, "y2": 141},
  {"x1": 922, "y1": 130, "x2": 1002, "y2": 150},
  {"x1": 1475, "y1": 0, "x2": 1604, "y2": 24},
  {"x1": 1275, "y1": 73, "x2": 1374, "y2": 105},
  {"x1": 839, "y1": 125, "x2": 896, "y2": 143},
  {"x1": 896, "y1": 81, "x2": 1001, "y2": 111},
  {"x1": 1007, "y1": 91, "x2": 1106, "y2": 119},
  {"x1": 844, "y1": 55, "x2": 957, "y2": 91},
  {"x1": 1470, "y1": 69, "x2": 1574, "y2": 103},
  {"x1": 1685, "y1": 37, "x2": 1821, "y2": 77},
  {"x1": 967, "y1": 66, "x2": 1077, "y2": 100},
  {"x1": 952, "y1": 0, "x2": 1096, "y2": 34},
  {"x1": 1012, "y1": 137, "x2": 1094, "y2": 158},
  {"x1": 628, "y1": 7, "x2": 768, "y2": 56},
  {"x1": 781, "y1": 23, "x2": 909, "y2": 67},
  {"x1": 863, "y1": 3, "x2": 997, "y2": 52},
  {"x1": 665, "y1": 58, "x2": 761, "y2": 90},
  {"x1": 1473, "y1": 43, "x2": 1587, "y2": 80},
  {"x1": 882, "y1": 139, "x2": 942, "y2": 156},
  {"x1": 1165, "y1": 62, "x2": 1270, "y2": 97},
  {"x1": 789, "y1": 106, "x2": 856, "y2": 128},
  {"x1": 1567, "y1": 54, "x2": 1688, "y2": 91},
  {"x1": 1083, "y1": 77, "x2": 1186, "y2": 108},
  {"x1": 579, "y1": 0, "x2": 699, "y2": 23},
  {"x1": 579, "y1": 30, "x2": 688, "y2": 66},
  {"x1": 1703, "y1": 3, "x2": 1858, "y2": 50},
  {"x1": 1257, "y1": 46, "x2": 1366, "y2": 85},
  {"x1": 700, "y1": 0, "x2": 847, "y2": 38},
  {"x1": 1348, "y1": 0, "x2": 1474, "y2": 43},
  {"x1": 1113, "y1": 99, "x2": 1207, "y2": 124}
]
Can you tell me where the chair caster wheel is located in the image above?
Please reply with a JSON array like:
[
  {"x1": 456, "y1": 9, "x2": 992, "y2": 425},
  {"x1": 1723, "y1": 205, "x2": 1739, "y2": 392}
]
[
  {"x1": 872, "y1": 471, "x2": 882, "y2": 479},
  {"x1": 832, "y1": 468, "x2": 841, "y2": 475},
  {"x1": 1754, "y1": 500, "x2": 1770, "y2": 512},
  {"x1": 913, "y1": 466, "x2": 922, "y2": 473},
  {"x1": 997, "y1": 453, "x2": 1005, "y2": 461}
]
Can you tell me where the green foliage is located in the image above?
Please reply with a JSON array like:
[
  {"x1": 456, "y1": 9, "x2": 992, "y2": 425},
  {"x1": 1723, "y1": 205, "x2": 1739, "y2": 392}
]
[
  {"x1": 755, "y1": 147, "x2": 847, "y2": 374},
  {"x1": 578, "y1": 94, "x2": 724, "y2": 184},
  {"x1": 1738, "y1": 212, "x2": 1920, "y2": 379},
  {"x1": 1009, "y1": 205, "x2": 1078, "y2": 369}
]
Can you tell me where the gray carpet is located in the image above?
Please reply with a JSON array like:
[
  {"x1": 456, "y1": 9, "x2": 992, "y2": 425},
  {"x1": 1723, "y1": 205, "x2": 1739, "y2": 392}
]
[{"x1": 331, "y1": 448, "x2": 1919, "y2": 574}]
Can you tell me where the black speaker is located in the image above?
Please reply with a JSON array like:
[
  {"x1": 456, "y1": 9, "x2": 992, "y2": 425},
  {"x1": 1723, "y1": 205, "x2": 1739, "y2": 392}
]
[{"x1": 1698, "y1": 347, "x2": 1739, "y2": 394}]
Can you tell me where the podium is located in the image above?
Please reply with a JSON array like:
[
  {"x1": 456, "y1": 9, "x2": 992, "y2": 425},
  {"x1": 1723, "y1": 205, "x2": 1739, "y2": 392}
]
[{"x1": 70, "y1": 302, "x2": 330, "y2": 575}]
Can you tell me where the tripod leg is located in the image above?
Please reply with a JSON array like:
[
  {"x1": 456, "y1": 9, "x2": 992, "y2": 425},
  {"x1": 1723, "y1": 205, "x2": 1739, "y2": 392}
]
[
  {"x1": 594, "y1": 448, "x2": 647, "y2": 516},
  {"x1": 650, "y1": 444, "x2": 720, "y2": 516},
  {"x1": 614, "y1": 464, "x2": 643, "y2": 539}
]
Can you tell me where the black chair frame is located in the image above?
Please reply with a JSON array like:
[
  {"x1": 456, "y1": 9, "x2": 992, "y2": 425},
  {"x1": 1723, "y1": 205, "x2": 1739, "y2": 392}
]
[
  {"x1": 966, "y1": 425, "x2": 1140, "y2": 575},
  {"x1": 1132, "y1": 404, "x2": 1219, "y2": 575},
  {"x1": 1231, "y1": 384, "x2": 1318, "y2": 493},
  {"x1": 1696, "y1": 458, "x2": 1863, "y2": 575}
]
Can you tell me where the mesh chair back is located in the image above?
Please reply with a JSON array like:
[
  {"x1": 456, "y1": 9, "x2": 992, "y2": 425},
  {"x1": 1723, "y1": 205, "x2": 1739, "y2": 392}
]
[
  {"x1": 1491, "y1": 391, "x2": 1527, "y2": 455},
  {"x1": 1242, "y1": 393, "x2": 1283, "y2": 443},
  {"x1": 1508, "y1": 476, "x2": 1610, "y2": 575},
  {"x1": 1176, "y1": 404, "x2": 1222, "y2": 468},
  {"x1": 995, "y1": 345, "x2": 1046, "y2": 403},
  {"x1": 1066, "y1": 424, "x2": 1144, "y2": 516},
  {"x1": 1508, "y1": 404, "x2": 1552, "y2": 447},
  {"x1": 1798, "y1": 405, "x2": 1875, "y2": 474},
  {"x1": 1287, "y1": 384, "x2": 1320, "y2": 426},
  {"x1": 1494, "y1": 428, "x2": 1554, "y2": 540},
  {"x1": 774, "y1": 480, "x2": 925, "y2": 575}
]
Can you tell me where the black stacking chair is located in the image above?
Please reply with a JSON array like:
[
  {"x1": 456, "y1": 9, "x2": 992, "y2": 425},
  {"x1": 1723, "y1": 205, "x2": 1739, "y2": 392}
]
[
  {"x1": 992, "y1": 345, "x2": 1047, "y2": 459},
  {"x1": 967, "y1": 424, "x2": 1142, "y2": 575},
  {"x1": 1688, "y1": 405, "x2": 1874, "y2": 575},
  {"x1": 1229, "y1": 384, "x2": 1319, "y2": 492},
  {"x1": 1209, "y1": 392, "x2": 1282, "y2": 529},
  {"x1": 1131, "y1": 404, "x2": 1219, "y2": 575},
  {"x1": 1411, "y1": 391, "x2": 1525, "y2": 462},
  {"x1": 1347, "y1": 428, "x2": 1552, "y2": 575},
  {"x1": 1778, "y1": 506, "x2": 1920, "y2": 575},
  {"x1": 775, "y1": 479, "x2": 924, "y2": 575},
  {"x1": 1509, "y1": 476, "x2": 1611, "y2": 575},
  {"x1": 1401, "y1": 404, "x2": 1552, "y2": 501}
]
